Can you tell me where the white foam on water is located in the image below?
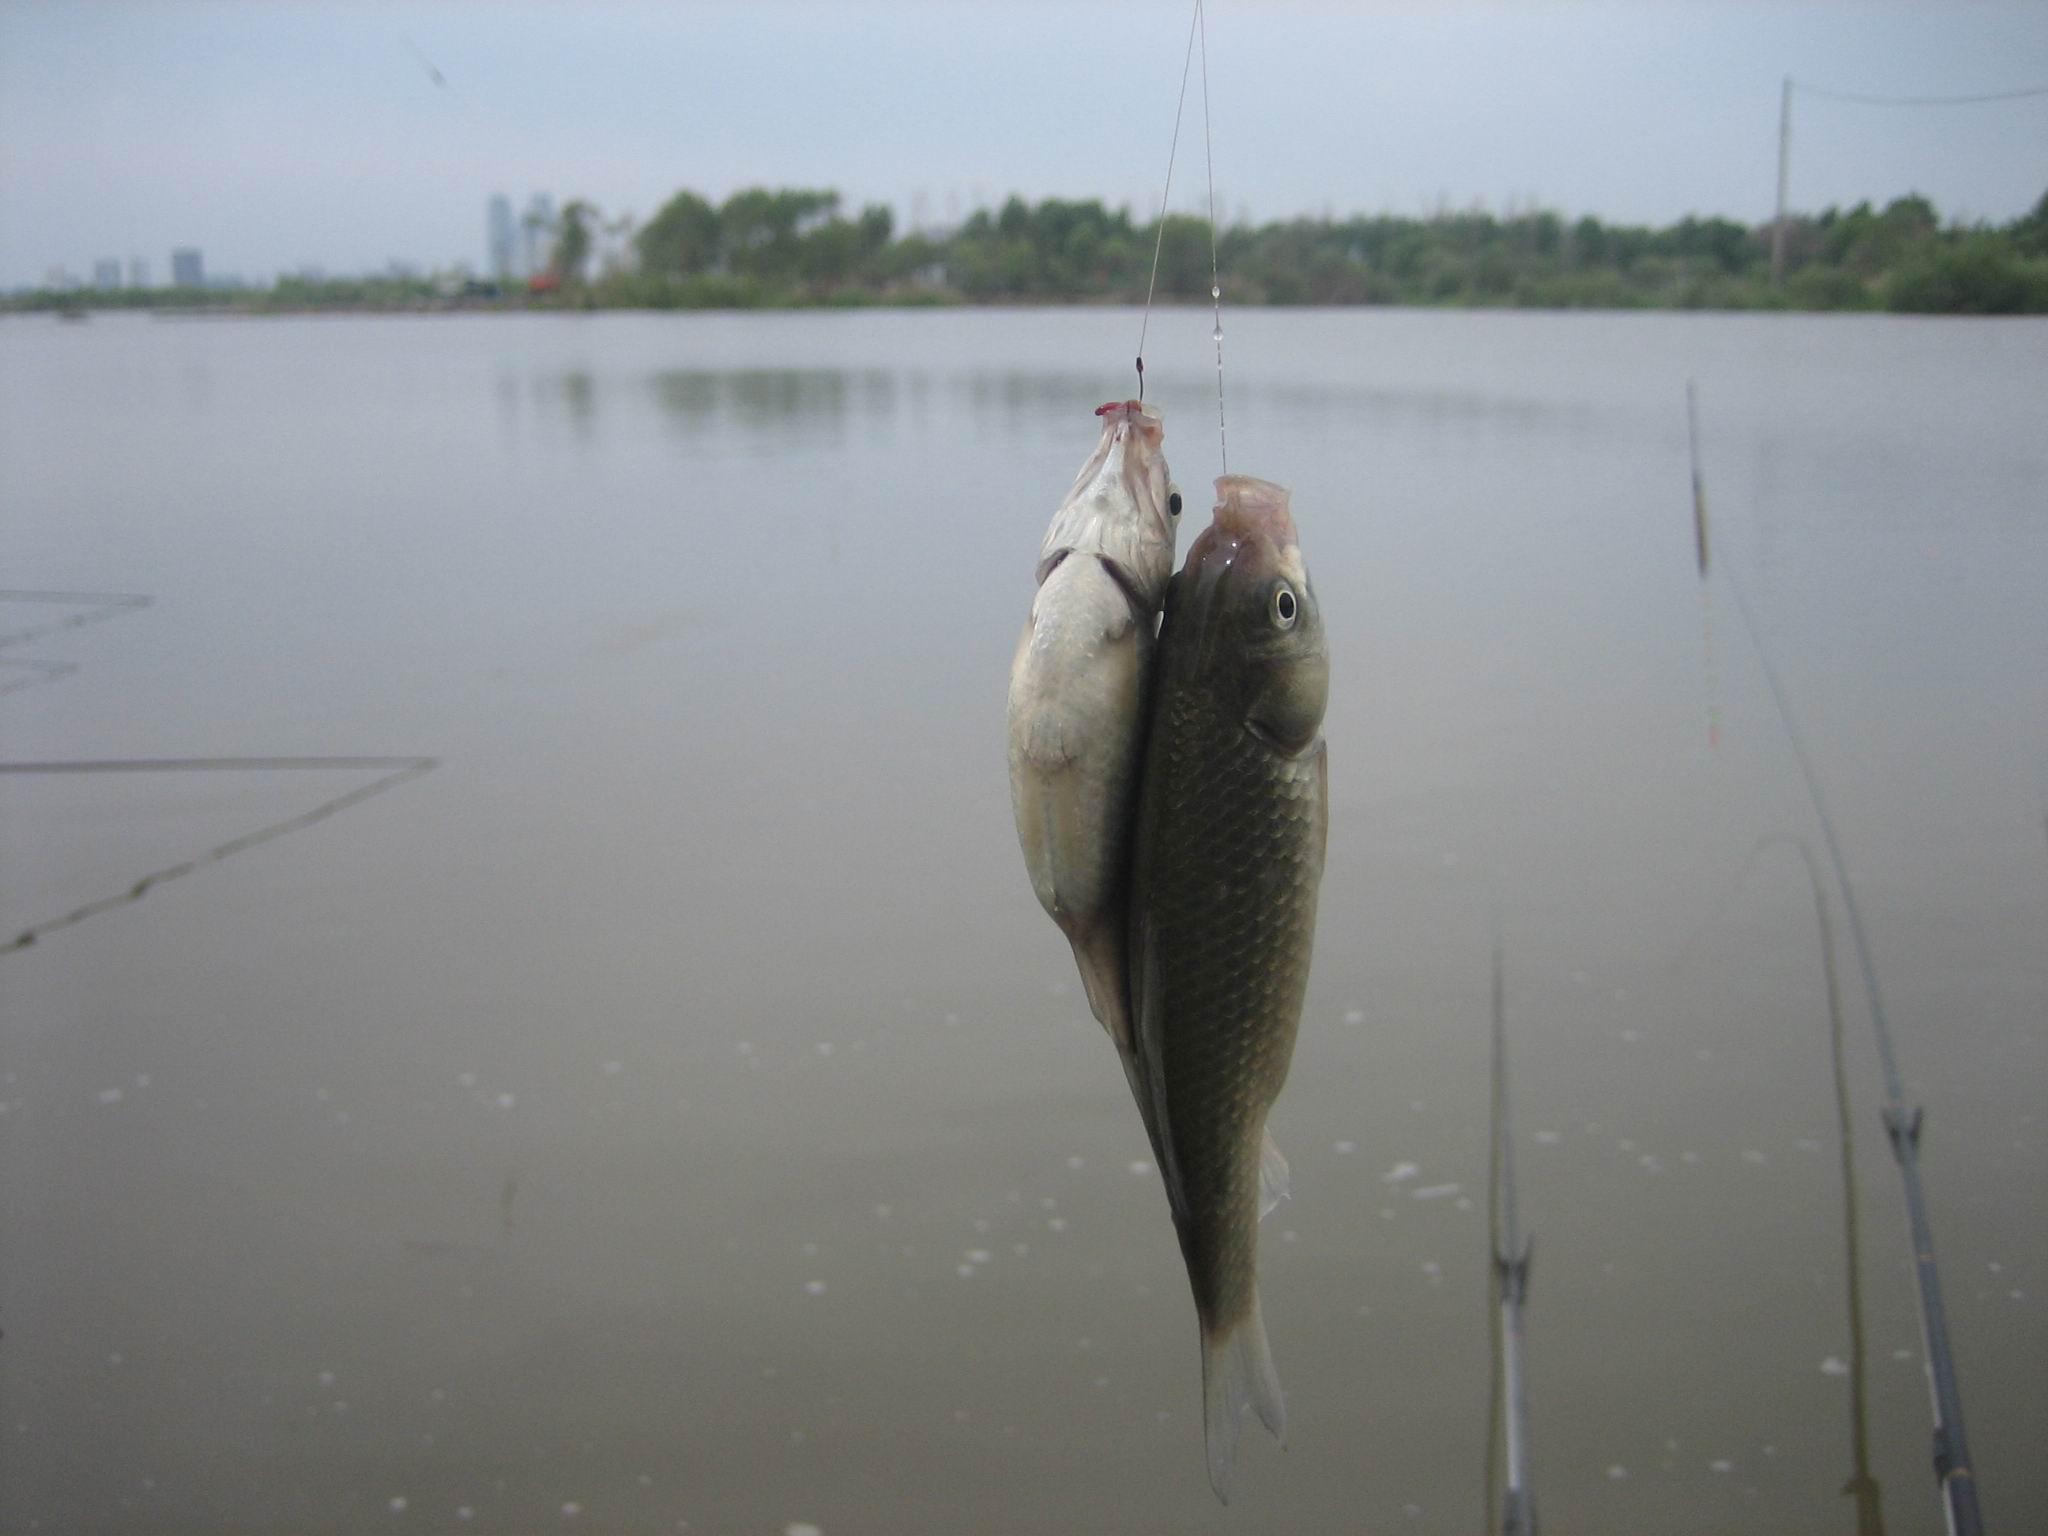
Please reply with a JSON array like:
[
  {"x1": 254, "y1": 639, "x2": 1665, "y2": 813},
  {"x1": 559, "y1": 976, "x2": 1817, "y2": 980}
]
[
  {"x1": 1411, "y1": 1184, "x2": 1460, "y2": 1200},
  {"x1": 1820, "y1": 1356, "x2": 1848, "y2": 1376}
]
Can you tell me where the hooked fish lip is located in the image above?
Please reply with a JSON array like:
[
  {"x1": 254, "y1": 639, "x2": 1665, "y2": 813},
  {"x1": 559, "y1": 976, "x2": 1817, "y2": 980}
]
[{"x1": 1211, "y1": 475, "x2": 1295, "y2": 546}]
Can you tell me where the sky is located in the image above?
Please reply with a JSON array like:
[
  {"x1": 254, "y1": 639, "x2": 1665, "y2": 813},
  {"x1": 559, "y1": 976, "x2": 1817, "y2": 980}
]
[{"x1": 3, "y1": 0, "x2": 2045, "y2": 288}]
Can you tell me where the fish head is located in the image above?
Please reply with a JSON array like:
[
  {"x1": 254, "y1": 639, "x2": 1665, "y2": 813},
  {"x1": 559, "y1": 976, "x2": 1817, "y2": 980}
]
[
  {"x1": 1037, "y1": 400, "x2": 1181, "y2": 610},
  {"x1": 1171, "y1": 475, "x2": 1327, "y2": 754}
]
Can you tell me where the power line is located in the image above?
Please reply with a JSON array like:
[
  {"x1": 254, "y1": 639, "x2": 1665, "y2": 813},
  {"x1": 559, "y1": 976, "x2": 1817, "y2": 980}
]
[{"x1": 1795, "y1": 79, "x2": 2048, "y2": 108}]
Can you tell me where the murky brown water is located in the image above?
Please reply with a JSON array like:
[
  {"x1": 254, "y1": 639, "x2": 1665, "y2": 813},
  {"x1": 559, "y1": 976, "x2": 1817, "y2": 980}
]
[{"x1": 3, "y1": 307, "x2": 2044, "y2": 1533}]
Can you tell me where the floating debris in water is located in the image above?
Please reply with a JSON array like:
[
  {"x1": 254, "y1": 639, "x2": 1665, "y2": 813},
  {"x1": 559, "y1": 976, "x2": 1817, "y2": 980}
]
[
  {"x1": 561, "y1": 1503, "x2": 582, "y2": 1519},
  {"x1": 1606, "y1": 1464, "x2": 1629, "y2": 1481},
  {"x1": 1342, "y1": 1008, "x2": 1365, "y2": 1025},
  {"x1": 1820, "y1": 1356, "x2": 1848, "y2": 1376},
  {"x1": 96, "y1": 1087, "x2": 124, "y2": 1105},
  {"x1": 1410, "y1": 1183, "x2": 1460, "y2": 1201},
  {"x1": 388, "y1": 1496, "x2": 408, "y2": 1513},
  {"x1": 1065, "y1": 1155, "x2": 1085, "y2": 1170},
  {"x1": 456, "y1": 1508, "x2": 474, "y2": 1522},
  {"x1": 1741, "y1": 1149, "x2": 1768, "y2": 1164},
  {"x1": 1533, "y1": 1130, "x2": 1561, "y2": 1145},
  {"x1": 1126, "y1": 1159, "x2": 1152, "y2": 1176},
  {"x1": 803, "y1": 1280, "x2": 826, "y2": 1296},
  {"x1": 1383, "y1": 1161, "x2": 1419, "y2": 1184},
  {"x1": 495, "y1": 1093, "x2": 516, "y2": 1110},
  {"x1": 1709, "y1": 1459, "x2": 1733, "y2": 1474},
  {"x1": 964, "y1": 1249, "x2": 992, "y2": 1265},
  {"x1": 1333, "y1": 1140, "x2": 1357, "y2": 1154}
]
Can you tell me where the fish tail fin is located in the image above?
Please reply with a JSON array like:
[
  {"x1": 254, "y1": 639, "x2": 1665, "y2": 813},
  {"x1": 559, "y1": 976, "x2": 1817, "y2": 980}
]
[{"x1": 1199, "y1": 1293, "x2": 1286, "y2": 1504}]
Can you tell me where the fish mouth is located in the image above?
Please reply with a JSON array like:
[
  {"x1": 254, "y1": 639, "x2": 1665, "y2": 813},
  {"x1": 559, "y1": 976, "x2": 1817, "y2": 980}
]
[
  {"x1": 1184, "y1": 477, "x2": 1296, "y2": 584},
  {"x1": 1211, "y1": 475, "x2": 1295, "y2": 546}
]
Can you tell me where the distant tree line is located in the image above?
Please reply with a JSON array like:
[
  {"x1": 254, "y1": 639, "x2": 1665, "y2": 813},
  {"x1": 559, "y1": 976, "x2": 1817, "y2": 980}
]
[
  {"x1": 11, "y1": 186, "x2": 2047, "y2": 315},
  {"x1": 596, "y1": 183, "x2": 2048, "y2": 313}
]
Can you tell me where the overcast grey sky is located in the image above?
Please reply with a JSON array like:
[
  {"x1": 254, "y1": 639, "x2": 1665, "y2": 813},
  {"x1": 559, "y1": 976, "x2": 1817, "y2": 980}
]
[{"x1": 3, "y1": 0, "x2": 2045, "y2": 286}]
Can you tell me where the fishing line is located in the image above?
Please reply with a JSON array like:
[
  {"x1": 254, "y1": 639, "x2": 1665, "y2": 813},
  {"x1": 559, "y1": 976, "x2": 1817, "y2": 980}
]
[
  {"x1": 0, "y1": 756, "x2": 438, "y2": 955},
  {"x1": 0, "y1": 589, "x2": 152, "y2": 652},
  {"x1": 1135, "y1": 0, "x2": 1204, "y2": 404},
  {"x1": 1195, "y1": 0, "x2": 1227, "y2": 473}
]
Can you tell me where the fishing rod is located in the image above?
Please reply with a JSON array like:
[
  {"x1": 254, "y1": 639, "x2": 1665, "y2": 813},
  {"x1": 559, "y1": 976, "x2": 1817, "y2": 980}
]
[
  {"x1": 1486, "y1": 929, "x2": 1537, "y2": 1536},
  {"x1": 1688, "y1": 389, "x2": 1983, "y2": 1535}
]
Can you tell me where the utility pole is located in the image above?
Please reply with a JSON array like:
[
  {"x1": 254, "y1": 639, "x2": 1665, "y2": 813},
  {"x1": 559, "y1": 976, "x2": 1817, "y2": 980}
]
[{"x1": 1771, "y1": 76, "x2": 1792, "y2": 287}]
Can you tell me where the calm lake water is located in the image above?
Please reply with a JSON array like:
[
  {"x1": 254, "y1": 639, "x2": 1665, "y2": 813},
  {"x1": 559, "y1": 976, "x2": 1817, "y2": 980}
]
[{"x1": 2, "y1": 306, "x2": 2044, "y2": 1533}]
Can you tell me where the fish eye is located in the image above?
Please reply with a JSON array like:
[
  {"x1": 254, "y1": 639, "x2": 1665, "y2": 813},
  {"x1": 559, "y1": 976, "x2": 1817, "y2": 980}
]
[
  {"x1": 1272, "y1": 585, "x2": 1298, "y2": 629},
  {"x1": 1168, "y1": 491, "x2": 1183, "y2": 517}
]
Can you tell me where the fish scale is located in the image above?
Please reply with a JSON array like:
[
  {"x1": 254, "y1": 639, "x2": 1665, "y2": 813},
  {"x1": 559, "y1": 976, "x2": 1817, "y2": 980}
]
[{"x1": 1138, "y1": 709, "x2": 1324, "y2": 1324}]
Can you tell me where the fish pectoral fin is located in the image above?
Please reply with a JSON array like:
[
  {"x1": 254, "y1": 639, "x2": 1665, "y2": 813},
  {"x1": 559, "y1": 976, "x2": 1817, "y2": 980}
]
[
  {"x1": 1200, "y1": 1292, "x2": 1287, "y2": 1504},
  {"x1": 1258, "y1": 1128, "x2": 1291, "y2": 1221},
  {"x1": 1129, "y1": 906, "x2": 1189, "y2": 1224},
  {"x1": 1066, "y1": 921, "x2": 1134, "y2": 1053}
]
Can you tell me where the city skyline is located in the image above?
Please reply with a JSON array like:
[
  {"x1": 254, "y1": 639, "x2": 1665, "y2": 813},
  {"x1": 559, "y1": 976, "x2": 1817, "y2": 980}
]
[{"x1": 3, "y1": 2, "x2": 2045, "y2": 291}]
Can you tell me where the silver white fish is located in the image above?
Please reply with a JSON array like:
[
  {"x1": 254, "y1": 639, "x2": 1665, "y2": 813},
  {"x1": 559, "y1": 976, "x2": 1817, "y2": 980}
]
[{"x1": 1006, "y1": 400, "x2": 1181, "y2": 1049}]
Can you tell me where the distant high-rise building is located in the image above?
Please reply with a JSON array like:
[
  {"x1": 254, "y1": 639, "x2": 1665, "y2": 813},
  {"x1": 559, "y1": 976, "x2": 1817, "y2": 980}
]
[
  {"x1": 93, "y1": 258, "x2": 123, "y2": 290},
  {"x1": 523, "y1": 193, "x2": 557, "y2": 276},
  {"x1": 171, "y1": 247, "x2": 204, "y2": 287},
  {"x1": 128, "y1": 255, "x2": 149, "y2": 288},
  {"x1": 488, "y1": 193, "x2": 518, "y2": 279}
]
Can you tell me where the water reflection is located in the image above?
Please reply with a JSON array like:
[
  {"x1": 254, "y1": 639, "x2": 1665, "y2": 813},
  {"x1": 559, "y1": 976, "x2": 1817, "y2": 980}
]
[
  {"x1": 647, "y1": 367, "x2": 898, "y2": 439},
  {"x1": 1767, "y1": 837, "x2": 1888, "y2": 1535}
]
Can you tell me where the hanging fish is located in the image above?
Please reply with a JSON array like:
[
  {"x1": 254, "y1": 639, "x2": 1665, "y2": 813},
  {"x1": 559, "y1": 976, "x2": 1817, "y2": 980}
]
[
  {"x1": 1126, "y1": 474, "x2": 1328, "y2": 1502},
  {"x1": 1006, "y1": 401, "x2": 1181, "y2": 1050}
]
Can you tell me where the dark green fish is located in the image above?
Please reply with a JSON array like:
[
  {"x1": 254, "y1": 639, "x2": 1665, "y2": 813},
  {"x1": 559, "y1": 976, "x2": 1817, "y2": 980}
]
[{"x1": 1126, "y1": 474, "x2": 1329, "y2": 1503}]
